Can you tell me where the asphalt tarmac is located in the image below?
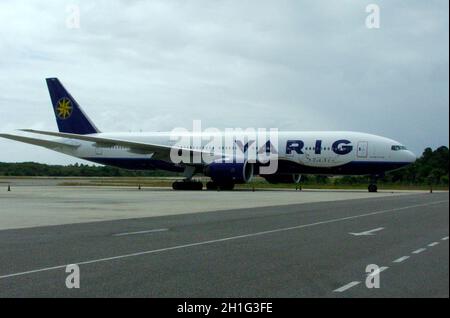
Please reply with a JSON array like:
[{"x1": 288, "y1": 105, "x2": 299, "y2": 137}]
[
  {"x1": 0, "y1": 190, "x2": 447, "y2": 297},
  {"x1": 0, "y1": 185, "x2": 416, "y2": 230}
]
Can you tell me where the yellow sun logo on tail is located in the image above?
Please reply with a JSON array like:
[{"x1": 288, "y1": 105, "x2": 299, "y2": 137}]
[{"x1": 56, "y1": 97, "x2": 73, "y2": 119}]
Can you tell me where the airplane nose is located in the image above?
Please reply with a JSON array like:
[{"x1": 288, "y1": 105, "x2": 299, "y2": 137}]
[{"x1": 406, "y1": 150, "x2": 417, "y2": 163}]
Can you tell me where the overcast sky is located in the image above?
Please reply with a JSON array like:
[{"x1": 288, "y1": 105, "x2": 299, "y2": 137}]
[{"x1": 0, "y1": 0, "x2": 448, "y2": 164}]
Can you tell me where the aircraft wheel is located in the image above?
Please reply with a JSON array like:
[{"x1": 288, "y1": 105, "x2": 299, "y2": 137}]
[
  {"x1": 192, "y1": 181, "x2": 203, "y2": 191},
  {"x1": 206, "y1": 181, "x2": 218, "y2": 191},
  {"x1": 368, "y1": 184, "x2": 378, "y2": 193},
  {"x1": 218, "y1": 183, "x2": 235, "y2": 191},
  {"x1": 172, "y1": 181, "x2": 203, "y2": 191}
]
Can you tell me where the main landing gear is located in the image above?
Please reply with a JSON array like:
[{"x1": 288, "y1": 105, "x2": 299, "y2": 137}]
[
  {"x1": 172, "y1": 166, "x2": 203, "y2": 190},
  {"x1": 171, "y1": 180, "x2": 236, "y2": 191},
  {"x1": 206, "y1": 181, "x2": 235, "y2": 191},
  {"x1": 172, "y1": 179, "x2": 203, "y2": 190},
  {"x1": 171, "y1": 167, "x2": 237, "y2": 191}
]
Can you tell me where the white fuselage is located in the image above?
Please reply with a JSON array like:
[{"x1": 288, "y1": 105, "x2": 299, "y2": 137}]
[{"x1": 53, "y1": 131, "x2": 416, "y2": 176}]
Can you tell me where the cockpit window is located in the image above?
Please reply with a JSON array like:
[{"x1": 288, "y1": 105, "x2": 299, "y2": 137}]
[{"x1": 391, "y1": 145, "x2": 407, "y2": 151}]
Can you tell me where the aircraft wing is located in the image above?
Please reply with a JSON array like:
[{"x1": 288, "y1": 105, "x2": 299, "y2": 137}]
[
  {"x1": 0, "y1": 133, "x2": 80, "y2": 150},
  {"x1": 20, "y1": 129, "x2": 222, "y2": 162}
]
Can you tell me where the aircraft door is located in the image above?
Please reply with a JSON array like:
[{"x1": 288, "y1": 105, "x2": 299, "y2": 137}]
[{"x1": 357, "y1": 141, "x2": 368, "y2": 158}]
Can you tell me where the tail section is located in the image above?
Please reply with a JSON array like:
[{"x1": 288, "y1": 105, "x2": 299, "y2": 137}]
[{"x1": 46, "y1": 78, "x2": 100, "y2": 135}]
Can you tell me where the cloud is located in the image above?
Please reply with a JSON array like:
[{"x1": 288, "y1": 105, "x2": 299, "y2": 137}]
[{"x1": 0, "y1": 0, "x2": 448, "y2": 164}]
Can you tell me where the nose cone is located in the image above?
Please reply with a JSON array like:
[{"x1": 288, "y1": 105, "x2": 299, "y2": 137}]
[{"x1": 406, "y1": 150, "x2": 417, "y2": 163}]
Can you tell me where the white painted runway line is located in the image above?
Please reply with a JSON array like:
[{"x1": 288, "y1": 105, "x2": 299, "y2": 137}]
[
  {"x1": 349, "y1": 227, "x2": 384, "y2": 236},
  {"x1": 113, "y1": 229, "x2": 169, "y2": 236},
  {"x1": 336, "y1": 233, "x2": 449, "y2": 294},
  {"x1": 333, "y1": 281, "x2": 361, "y2": 293},
  {"x1": 412, "y1": 248, "x2": 426, "y2": 254},
  {"x1": 393, "y1": 256, "x2": 410, "y2": 263},
  {"x1": 0, "y1": 200, "x2": 447, "y2": 280}
]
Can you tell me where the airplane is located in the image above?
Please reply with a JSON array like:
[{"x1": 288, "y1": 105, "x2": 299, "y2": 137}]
[{"x1": 0, "y1": 78, "x2": 416, "y2": 192}]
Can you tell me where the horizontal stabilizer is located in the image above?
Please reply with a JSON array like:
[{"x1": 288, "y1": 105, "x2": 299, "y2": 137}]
[
  {"x1": 0, "y1": 133, "x2": 80, "y2": 149},
  {"x1": 20, "y1": 129, "x2": 222, "y2": 162},
  {"x1": 21, "y1": 129, "x2": 170, "y2": 154}
]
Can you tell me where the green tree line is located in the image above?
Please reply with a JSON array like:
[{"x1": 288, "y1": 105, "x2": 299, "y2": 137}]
[
  {"x1": 304, "y1": 146, "x2": 449, "y2": 186},
  {"x1": 0, "y1": 162, "x2": 179, "y2": 177}
]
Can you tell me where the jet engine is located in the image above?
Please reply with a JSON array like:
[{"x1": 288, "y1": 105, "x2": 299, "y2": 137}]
[{"x1": 205, "y1": 160, "x2": 254, "y2": 184}]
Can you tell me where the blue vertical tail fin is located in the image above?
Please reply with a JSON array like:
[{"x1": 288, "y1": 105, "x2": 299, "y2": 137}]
[{"x1": 46, "y1": 78, "x2": 100, "y2": 135}]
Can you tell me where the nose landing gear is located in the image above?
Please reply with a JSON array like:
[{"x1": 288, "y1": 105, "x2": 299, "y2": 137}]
[
  {"x1": 368, "y1": 175, "x2": 380, "y2": 193},
  {"x1": 368, "y1": 184, "x2": 378, "y2": 193}
]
